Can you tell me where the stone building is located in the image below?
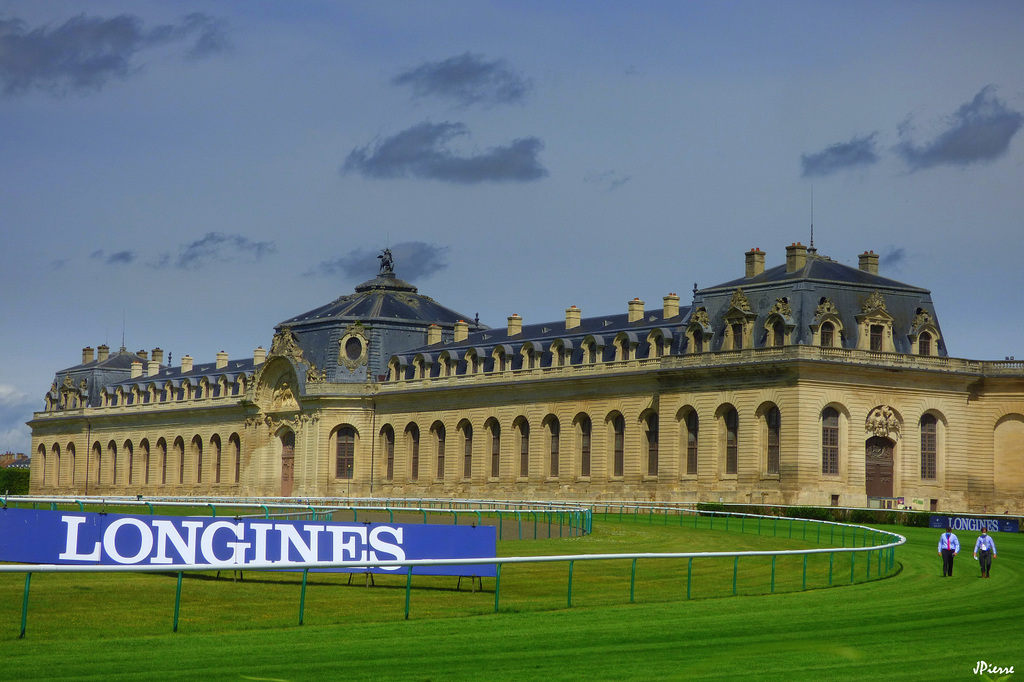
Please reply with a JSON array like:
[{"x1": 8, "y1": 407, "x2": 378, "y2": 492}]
[{"x1": 29, "y1": 243, "x2": 1024, "y2": 512}]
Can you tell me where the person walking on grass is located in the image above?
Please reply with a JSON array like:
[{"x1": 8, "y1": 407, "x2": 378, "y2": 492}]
[
  {"x1": 973, "y1": 529, "x2": 997, "y2": 578},
  {"x1": 938, "y1": 526, "x2": 959, "y2": 577}
]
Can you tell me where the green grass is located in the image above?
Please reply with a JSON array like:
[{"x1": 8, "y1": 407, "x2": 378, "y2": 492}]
[{"x1": 2, "y1": 518, "x2": 1021, "y2": 681}]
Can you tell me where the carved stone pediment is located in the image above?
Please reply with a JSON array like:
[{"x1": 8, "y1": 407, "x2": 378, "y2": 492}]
[
  {"x1": 815, "y1": 298, "x2": 839, "y2": 320},
  {"x1": 270, "y1": 326, "x2": 307, "y2": 364},
  {"x1": 866, "y1": 405, "x2": 901, "y2": 441},
  {"x1": 769, "y1": 297, "x2": 792, "y2": 319},
  {"x1": 911, "y1": 309, "x2": 934, "y2": 333},
  {"x1": 862, "y1": 290, "x2": 887, "y2": 314},
  {"x1": 691, "y1": 307, "x2": 710, "y2": 328},
  {"x1": 729, "y1": 288, "x2": 752, "y2": 313}
]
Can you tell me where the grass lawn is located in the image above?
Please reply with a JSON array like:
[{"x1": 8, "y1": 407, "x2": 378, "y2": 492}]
[{"x1": 2, "y1": 516, "x2": 1020, "y2": 681}]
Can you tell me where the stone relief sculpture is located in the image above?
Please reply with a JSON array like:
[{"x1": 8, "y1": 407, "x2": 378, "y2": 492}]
[
  {"x1": 770, "y1": 297, "x2": 793, "y2": 318},
  {"x1": 815, "y1": 298, "x2": 839, "y2": 319},
  {"x1": 729, "y1": 288, "x2": 752, "y2": 312},
  {"x1": 863, "y1": 290, "x2": 887, "y2": 313},
  {"x1": 866, "y1": 405, "x2": 901, "y2": 440},
  {"x1": 269, "y1": 327, "x2": 307, "y2": 364}
]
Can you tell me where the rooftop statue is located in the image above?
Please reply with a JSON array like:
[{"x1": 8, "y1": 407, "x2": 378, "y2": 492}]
[{"x1": 378, "y1": 248, "x2": 394, "y2": 274}]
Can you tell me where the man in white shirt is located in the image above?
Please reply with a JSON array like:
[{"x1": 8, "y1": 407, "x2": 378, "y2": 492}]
[
  {"x1": 937, "y1": 527, "x2": 959, "y2": 577},
  {"x1": 973, "y1": 529, "x2": 997, "y2": 578}
]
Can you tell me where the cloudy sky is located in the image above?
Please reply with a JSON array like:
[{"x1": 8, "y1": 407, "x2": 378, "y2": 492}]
[{"x1": 3, "y1": 1, "x2": 1023, "y2": 454}]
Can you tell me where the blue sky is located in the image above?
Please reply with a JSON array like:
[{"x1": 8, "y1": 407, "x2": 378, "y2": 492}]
[{"x1": 2, "y1": 1, "x2": 1023, "y2": 454}]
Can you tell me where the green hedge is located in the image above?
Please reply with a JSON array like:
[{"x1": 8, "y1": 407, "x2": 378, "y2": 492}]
[
  {"x1": 696, "y1": 502, "x2": 931, "y2": 529},
  {"x1": 0, "y1": 468, "x2": 30, "y2": 495}
]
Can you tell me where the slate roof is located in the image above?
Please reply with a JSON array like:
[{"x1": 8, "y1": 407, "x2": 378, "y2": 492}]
[{"x1": 706, "y1": 255, "x2": 928, "y2": 293}]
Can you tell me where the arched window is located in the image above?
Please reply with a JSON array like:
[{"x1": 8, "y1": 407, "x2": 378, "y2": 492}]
[
  {"x1": 193, "y1": 436, "x2": 203, "y2": 484},
  {"x1": 548, "y1": 418, "x2": 560, "y2": 477},
  {"x1": 732, "y1": 323, "x2": 744, "y2": 350},
  {"x1": 646, "y1": 413, "x2": 659, "y2": 476},
  {"x1": 211, "y1": 435, "x2": 222, "y2": 484},
  {"x1": 408, "y1": 424, "x2": 420, "y2": 482},
  {"x1": 125, "y1": 440, "x2": 134, "y2": 485},
  {"x1": 336, "y1": 426, "x2": 355, "y2": 479},
  {"x1": 724, "y1": 409, "x2": 738, "y2": 474},
  {"x1": 381, "y1": 426, "x2": 395, "y2": 481},
  {"x1": 870, "y1": 324, "x2": 884, "y2": 352},
  {"x1": 68, "y1": 443, "x2": 76, "y2": 486},
  {"x1": 93, "y1": 441, "x2": 102, "y2": 485},
  {"x1": 175, "y1": 438, "x2": 185, "y2": 484},
  {"x1": 157, "y1": 439, "x2": 167, "y2": 485},
  {"x1": 766, "y1": 406, "x2": 780, "y2": 475},
  {"x1": 686, "y1": 411, "x2": 699, "y2": 475},
  {"x1": 822, "y1": 408, "x2": 839, "y2": 475},
  {"x1": 612, "y1": 414, "x2": 625, "y2": 477},
  {"x1": 38, "y1": 444, "x2": 46, "y2": 486},
  {"x1": 518, "y1": 419, "x2": 530, "y2": 478},
  {"x1": 141, "y1": 440, "x2": 150, "y2": 485},
  {"x1": 772, "y1": 320, "x2": 785, "y2": 347},
  {"x1": 921, "y1": 414, "x2": 937, "y2": 479},
  {"x1": 433, "y1": 423, "x2": 446, "y2": 480},
  {"x1": 229, "y1": 433, "x2": 241, "y2": 483},
  {"x1": 462, "y1": 423, "x2": 474, "y2": 479},
  {"x1": 820, "y1": 322, "x2": 835, "y2": 348},
  {"x1": 52, "y1": 443, "x2": 61, "y2": 487},
  {"x1": 579, "y1": 416, "x2": 592, "y2": 477},
  {"x1": 108, "y1": 440, "x2": 118, "y2": 485},
  {"x1": 488, "y1": 420, "x2": 501, "y2": 478},
  {"x1": 693, "y1": 329, "x2": 704, "y2": 354},
  {"x1": 919, "y1": 332, "x2": 932, "y2": 356}
]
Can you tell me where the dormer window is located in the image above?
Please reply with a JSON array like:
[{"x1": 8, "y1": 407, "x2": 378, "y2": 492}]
[
  {"x1": 870, "y1": 325, "x2": 884, "y2": 352},
  {"x1": 919, "y1": 332, "x2": 931, "y2": 356},
  {"x1": 731, "y1": 323, "x2": 744, "y2": 350},
  {"x1": 820, "y1": 322, "x2": 834, "y2": 347}
]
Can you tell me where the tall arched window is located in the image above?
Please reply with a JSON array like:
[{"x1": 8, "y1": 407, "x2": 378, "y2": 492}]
[
  {"x1": 52, "y1": 443, "x2": 61, "y2": 487},
  {"x1": 157, "y1": 439, "x2": 167, "y2": 485},
  {"x1": 193, "y1": 436, "x2": 204, "y2": 484},
  {"x1": 230, "y1": 433, "x2": 241, "y2": 483},
  {"x1": 772, "y1": 320, "x2": 785, "y2": 347},
  {"x1": 462, "y1": 423, "x2": 474, "y2": 479},
  {"x1": 612, "y1": 414, "x2": 625, "y2": 477},
  {"x1": 211, "y1": 435, "x2": 222, "y2": 484},
  {"x1": 822, "y1": 408, "x2": 839, "y2": 475},
  {"x1": 579, "y1": 416, "x2": 592, "y2": 477},
  {"x1": 336, "y1": 427, "x2": 355, "y2": 479},
  {"x1": 488, "y1": 421, "x2": 501, "y2": 478},
  {"x1": 141, "y1": 440, "x2": 150, "y2": 485},
  {"x1": 725, "y1": 409, "x2": 738, "y2": 474},
  {"x1": 921, "y1": 414, "x2": 937, "y2": 479},
  {"x1": 382, "y1": 426, "x2": 395, "y2": 481},
  {"x1": 408, "y1": 424, "x2": 420, "y2": 482},
  {"x1": 766, "y1": 407, "x2": 780, "y2": 474},
  {"x1": 870, "y1": 325, "x2": 884, "y2": 352},
  {"x1": 93, "y1": 441, "x2": 102, "y2": 485},
  {"x1": 548, "y1": 418, "x2": 560, "y2": 477},
  {"x1": 125, "y1": 440, "x2": 134, "y2": 485},
  {"x1": 919, "y1": 332, "x2": 932, "y2": 356},
  {"x1": 175, "y1": 438, "x2": 185, "y2": 485},
  {"x1": 108, "y1": 440, "x2": 118, "y2": 485},
  {"x1": 646, "y1": 413, "x2": 659, "y2": 476},
  {"x1": 686, "y1": 411, "x2": 699, "y2": 475},
  {"x1": 38, "y1": 444, "x2": 46, "y2": 486},
  {"x1": 433, "y1": 423, "x2": 446, "y2": 480},
  {"x1": 820, "y1": 322, "x2": 835, "y2": 348},
  {"x1": 68, "y1": 443, "x2": 76, "y2": 486},
  {"x1": 518, "y1": 420, "x2": 530, "y2": 478},
  {"x1": 693, "y1": 329, "x2": 704, "y2": 354}
]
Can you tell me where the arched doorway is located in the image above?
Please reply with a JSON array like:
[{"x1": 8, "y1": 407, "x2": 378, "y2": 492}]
[
  {"x1": 280, "y1": 430, "x2": 295, "y2": 497},
  {"x1": 865, "y1": 436, "x2": 894, "y2": 499}
]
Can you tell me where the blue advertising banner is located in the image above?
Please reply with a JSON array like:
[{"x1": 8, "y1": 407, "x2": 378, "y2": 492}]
[
  {"x1": 929, "y1": 515, "x2": 1019, "y2": 533},
  {"x1": 0, "y1": 508, "x2": 497, "y2": 577}
]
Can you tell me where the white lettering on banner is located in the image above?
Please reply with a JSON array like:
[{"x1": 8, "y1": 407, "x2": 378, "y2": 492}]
[
  {"x1": 950, "y1": 517, "x2": 1000, "y2": 532},
  {"x1": 102, "y1": 518, "x2": 155, "y2": 563},
  {"x1": 974, "y1": 660, "x2": 1015, "y2": 675},
  {"x1": 55, "y1": 515, "x2": 415, "y2": 567},
  {"x1": 152, "y1": 520, "x2": 204, "y2": 564},
  {"x1": 58, "y1": 515, "x2": 102, "y2": 561},
  {"x1": 369, "y1": 526, "x2": 405, "y2": 569}
]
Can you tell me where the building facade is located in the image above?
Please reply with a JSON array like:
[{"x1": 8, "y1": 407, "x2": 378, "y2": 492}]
[{"x1": 29, "y1": 243, "x2": 1024, "y2": 513}]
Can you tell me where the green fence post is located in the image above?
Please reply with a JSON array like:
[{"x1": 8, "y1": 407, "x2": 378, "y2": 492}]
[
  {"x1": 773, "y1": 517, "x2": 778, "y2": 537},
  {"x1": 732, "y1": 556, "x2": 738, "y2": 596},
  {"x1": 533, "y1": 511, "x2": 537, "y2": 539},
  {"x1": 405, "y1": 567, "x2": 413, "y2": 620},
  {"x1": 741, "y1": 515, "x2": 745, "y2": 534},
  {"x1": 494, "y1": 564, "x2": 502, "y2": 613},
  {"x1": 771, "y1": 555, "x2": 776, "y2": 593},
  {"x1": 802, "y1": 554, "x2": 808, "y2": 590},
  {"x1": 515, "y1": 512, "x2": 521, "y2": 539},
  {"x1": 630, "y1": 558, "x2": 637, "y2": 603},
  {"x1": 789, "y1": 518, "x2": 793, "y2": 538},
  {"x1": 299, "y1": 568, "x2": 308, "y2": 625},
  {"x1": 19, "y1": 572, "x2": 31, "y2": 639},
  {"x1": 173, "y1": 572, "x2": 183, "y2": 633},
  {"x1": 866, "y1": 550, "x2": 872, "y2": 579},
  {"x1": 828, "y1": 553, "x2": 834, "y2": 586},
  {"x1": 850, "y1": 551, "x2": 856, "y2": 584},
  {"x1": 687, "y1": 557, "x2": 693, "y2": 600},
  {"x1": 568, "y1": 561, "x2": 574, "y2": 608},
  {"x1": 725, "y1": 514, "x2": 730, "y2": 532}
]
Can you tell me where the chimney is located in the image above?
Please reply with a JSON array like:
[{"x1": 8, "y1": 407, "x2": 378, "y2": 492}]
[
  {"x1": 427, "y1": 324, "x2": 442, "y2": 345},
  {"x1": 628, "y1": 298, "x2": 644, "y2": 323},
  {"x1": 565, "y1": 305, "x2": 581, "y2": 330},
  {"x1": 215, "y1": 351, "x2": 228, "y2": 369},
  {"x1": 507, "y1": 314, "x2": 522, "y2": 337},
  {"x1": 859, "y1": 250, "x2": 879, "y2": 275},
  {"x1": 151, "y1": 348, "x2": 164, "y2": 365},
  {"x1": 745, "y1": 248, "x2": 765, "y2": 278},
  {"x1": 663, "y1": 293, "x2": 680, "y2": 320},
  {"x1": 786, "y1": 242, "x2": 808, "y2": 273},
  {"x1": 131, "y1": 360, "x2": 143, "y2": 378},
  {"x1": 181, "y1": 355, "x2": 193, "y2": 373},
  {"x1": 82, "y1": 347, "x2": 95, "y2": 364},
  {"x1": 147, "y1": 359, "x2": 160, "y2": 376},
  {"x1": 97, "y1": 345, "x2": 109, "y2": 361},
  {"x1": 253, "y1": 347, "x2": 266, "y2": 365},
  {"x1": 136, "y1": 349, "x2": 148, "y2": 362},
  {"x1": 454, "y1": 320, "x2": 469, "y2": 343}
]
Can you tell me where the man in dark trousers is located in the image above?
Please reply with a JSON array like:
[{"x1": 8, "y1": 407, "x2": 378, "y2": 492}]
[
  {"x1": 938, "y1": 526, "x2": 959, "y2": 576},
  {"x1": 973, "y1": 529, "x2": 997, "y2": 578}
]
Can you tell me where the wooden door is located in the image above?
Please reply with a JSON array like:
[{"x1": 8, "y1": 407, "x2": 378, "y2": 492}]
[{"x1": 865, "y1": 436, "x2": 894, "y2": 498}]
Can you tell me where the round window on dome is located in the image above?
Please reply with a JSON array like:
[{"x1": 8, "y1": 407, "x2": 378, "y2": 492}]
[{"x1": 345, "y1": 337, "x2": 363, "y2": 361}]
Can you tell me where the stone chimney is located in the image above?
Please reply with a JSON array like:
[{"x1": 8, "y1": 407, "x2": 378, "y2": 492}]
[
  {"x1": 181, "y1": 355, "x2": 193, "y2": 373},
  {"x1": 131, "y1": 360, "x2": 143, "y2": 378},
  {"x1": 97, "y1": 345, "x2": 109, "y2": 362},
  {"x1": 859, "y1": 250, "x2": 879, "y2": 275},
  {"x1": 216, "y1": 351, "x2": 228, "y2": 369},
  {"x1": 663, "y1": 293, "x2": 680, "y2": 320},
  {"x1": 136, "y1": 349, "x2": 148, "y2": 362},
  {"x1": 786, "y1": 242, "x2": 808, "y2": 273},
  {"x1": 507, "y1": 314, "x2": 522, "y2": 337},
  {"x1": 628, "y1": 298, "x2": 644, "y2": 323},
  {"x1": 565, "y1": 305, "x2": 581, "y2": 330},
  {"x1": 454, "y1": 320, "x2": 469, "y2": 343},
  {"x1": 82, "y1": 347, "x2": 95, "y2": 364},
  {"x1": 427, "y1": 324, "x2": 442, "y2": 345},
  {"x1": 147, "y1": 359, "x2": 160, "y2": 376},
  {"x1": 745, "y1": 248, "x2": 765, "y2": 278},
  {"x1": 151, "y1": 348, "x2": 164, "y2": 365},
  {"x1": 253, "y1": 347, "x2": 266, "y2": 365}
]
